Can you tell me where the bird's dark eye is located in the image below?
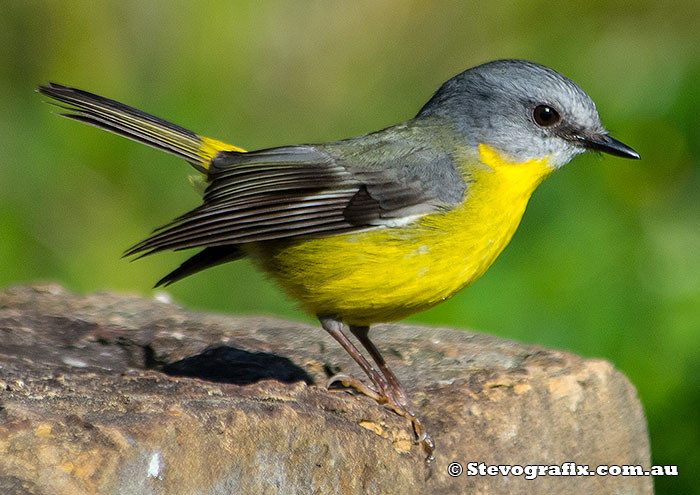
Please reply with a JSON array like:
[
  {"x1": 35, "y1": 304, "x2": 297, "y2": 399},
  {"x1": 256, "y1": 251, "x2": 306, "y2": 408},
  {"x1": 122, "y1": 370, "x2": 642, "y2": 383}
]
[{"x1": 533, "y1": 105, "x2": 561, "y2": 127}]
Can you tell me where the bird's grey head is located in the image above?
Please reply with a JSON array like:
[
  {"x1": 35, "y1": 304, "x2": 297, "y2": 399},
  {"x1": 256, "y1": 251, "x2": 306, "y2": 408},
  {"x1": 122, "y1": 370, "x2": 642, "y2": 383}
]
[{"x1": 417, "y1": 59, "x2": 639, "y2": 168}]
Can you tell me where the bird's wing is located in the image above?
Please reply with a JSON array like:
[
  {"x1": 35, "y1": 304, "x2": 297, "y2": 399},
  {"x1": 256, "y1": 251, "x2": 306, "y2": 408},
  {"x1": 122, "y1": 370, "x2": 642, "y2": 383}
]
[{"x1": 126, "y1": 143, "x2": 465, "y2": 257}]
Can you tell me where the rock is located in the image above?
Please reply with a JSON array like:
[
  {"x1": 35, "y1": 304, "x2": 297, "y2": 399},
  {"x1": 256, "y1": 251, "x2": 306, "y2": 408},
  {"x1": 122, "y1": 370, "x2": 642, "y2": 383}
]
[{"x1": 0, "y1": 285, "x2": 652, "y2": 494}]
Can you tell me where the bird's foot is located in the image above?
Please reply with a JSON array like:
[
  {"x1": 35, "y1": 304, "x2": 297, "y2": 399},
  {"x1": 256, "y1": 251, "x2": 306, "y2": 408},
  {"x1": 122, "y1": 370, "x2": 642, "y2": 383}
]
[
  {"x1": 326, "y1": 372, "x2": 434, "y2": 466},
  {"x1": 327, "y1": 373, "x2": 383, "y2": 402}
]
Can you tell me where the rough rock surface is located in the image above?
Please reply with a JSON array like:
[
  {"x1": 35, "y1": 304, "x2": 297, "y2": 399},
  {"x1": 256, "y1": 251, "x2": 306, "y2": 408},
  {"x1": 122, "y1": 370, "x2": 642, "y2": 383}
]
[{"x1": 0, "y1": 285, "x2": 651, "y2": 494}]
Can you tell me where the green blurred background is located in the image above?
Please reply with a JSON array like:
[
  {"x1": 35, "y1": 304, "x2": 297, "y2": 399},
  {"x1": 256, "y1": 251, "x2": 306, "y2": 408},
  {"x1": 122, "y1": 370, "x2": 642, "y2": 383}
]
[{"x1": 2, "y1": 2, "x2": 698, "y2": 492}]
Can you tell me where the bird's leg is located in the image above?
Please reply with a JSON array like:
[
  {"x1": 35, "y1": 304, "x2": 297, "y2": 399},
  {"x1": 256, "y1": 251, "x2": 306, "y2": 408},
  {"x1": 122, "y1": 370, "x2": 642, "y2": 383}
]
[
  {"x1": 319, "y1": 316, "x2": 392, "y2": 404},
  {"x1": 319, "y1": 317, "x2": 434, "y2": 464},
  {"x1": 349, "y1": 325, "x2": 435, "y2": 464},
  {"x1": 349, "y1": 325, "x2": 411, "y2": 408}
]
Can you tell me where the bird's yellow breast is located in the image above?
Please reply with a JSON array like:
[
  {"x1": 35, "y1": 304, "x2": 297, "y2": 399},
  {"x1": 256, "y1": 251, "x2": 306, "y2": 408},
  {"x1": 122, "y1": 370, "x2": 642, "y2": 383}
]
[{"x1": 246, "y1": 144, "x2": 554, "y2": 325}]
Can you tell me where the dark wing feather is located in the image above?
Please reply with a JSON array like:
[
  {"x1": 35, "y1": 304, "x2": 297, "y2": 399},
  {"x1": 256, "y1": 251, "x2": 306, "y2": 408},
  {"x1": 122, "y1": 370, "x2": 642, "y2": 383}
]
[
  {"x1": 155, "y1": 245, "x2": 244, "y2": 287},
  {"x1": 126, "y1": 143, "x2": 461, "y2": 257}
]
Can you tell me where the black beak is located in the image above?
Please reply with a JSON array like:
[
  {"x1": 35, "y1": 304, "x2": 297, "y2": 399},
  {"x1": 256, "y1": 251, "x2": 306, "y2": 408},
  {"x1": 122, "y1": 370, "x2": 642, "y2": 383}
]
[{"x1": 579, "y1": 134, "x2": 640, "y2": 159}]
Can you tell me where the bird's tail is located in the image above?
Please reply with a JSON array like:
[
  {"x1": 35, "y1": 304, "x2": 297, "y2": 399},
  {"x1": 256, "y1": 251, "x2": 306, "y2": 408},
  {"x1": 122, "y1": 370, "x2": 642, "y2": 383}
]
[{"x1": 37, "y1": 83, "x2": 245, "y2": 173}]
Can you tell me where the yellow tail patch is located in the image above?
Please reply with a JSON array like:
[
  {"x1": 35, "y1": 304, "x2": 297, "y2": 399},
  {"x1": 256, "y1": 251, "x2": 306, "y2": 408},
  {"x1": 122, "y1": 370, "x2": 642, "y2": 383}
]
[{"x1": 198, "y1": 136, "x2": 247, "y2": 169}]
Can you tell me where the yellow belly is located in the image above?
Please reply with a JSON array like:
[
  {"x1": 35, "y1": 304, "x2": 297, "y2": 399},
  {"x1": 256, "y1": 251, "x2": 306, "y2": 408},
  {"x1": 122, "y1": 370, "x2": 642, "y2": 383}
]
[{"x1": 246, "y1": 145, "x2": 554, "y2": 325}]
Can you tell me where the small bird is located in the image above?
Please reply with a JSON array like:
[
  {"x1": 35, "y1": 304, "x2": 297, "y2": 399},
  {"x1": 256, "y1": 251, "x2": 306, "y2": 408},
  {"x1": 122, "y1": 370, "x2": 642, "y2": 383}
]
[{"x1": 38, "y1": 59, "x2": 639, "y2": 464}]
